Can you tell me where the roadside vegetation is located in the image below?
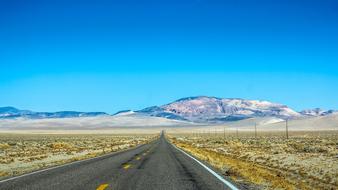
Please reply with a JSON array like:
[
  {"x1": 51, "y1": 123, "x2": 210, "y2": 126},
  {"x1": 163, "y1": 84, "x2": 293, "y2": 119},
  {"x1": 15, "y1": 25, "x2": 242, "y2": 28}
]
[
  {"x1": 0, "y1": 133, "x2": 157, "y2": 179},
  {"x1": 169, "y1": 131, "x2": 338, "y2": 190}
]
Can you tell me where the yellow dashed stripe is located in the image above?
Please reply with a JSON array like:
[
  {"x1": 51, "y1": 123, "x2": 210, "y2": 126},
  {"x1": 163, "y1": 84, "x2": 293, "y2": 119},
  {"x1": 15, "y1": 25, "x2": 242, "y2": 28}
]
[
  {"x1": 123, "y1": 163, "x2": 131, "y2": 169},
  {"x1": 96, "y1": 184, "x2": 109, "y2": 190}
]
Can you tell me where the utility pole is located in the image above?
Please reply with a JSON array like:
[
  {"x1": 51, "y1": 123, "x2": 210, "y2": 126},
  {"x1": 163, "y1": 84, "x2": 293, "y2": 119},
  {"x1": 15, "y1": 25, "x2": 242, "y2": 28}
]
[
  {"x1": 223, "y1": 126, "x2": 225, "y2": 139},
  {"x1": 255, "y1": 123, "x2": 257, "y2": 139},
  {"x1": 286, "y1": 119, "x2": 289, "y2": 139}
]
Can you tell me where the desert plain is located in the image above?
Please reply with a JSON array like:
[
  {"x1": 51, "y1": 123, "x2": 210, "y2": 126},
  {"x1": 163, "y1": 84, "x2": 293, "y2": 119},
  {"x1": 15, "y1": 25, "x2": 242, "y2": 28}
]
[{"x1": 0, "y1": 113, "x2": 337, "y2": 190}]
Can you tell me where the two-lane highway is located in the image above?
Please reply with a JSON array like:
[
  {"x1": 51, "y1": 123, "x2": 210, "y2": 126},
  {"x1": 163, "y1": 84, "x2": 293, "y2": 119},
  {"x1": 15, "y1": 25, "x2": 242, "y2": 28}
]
[{"x1": 0, "y1": 133, "x2": 238, "y2": 190}]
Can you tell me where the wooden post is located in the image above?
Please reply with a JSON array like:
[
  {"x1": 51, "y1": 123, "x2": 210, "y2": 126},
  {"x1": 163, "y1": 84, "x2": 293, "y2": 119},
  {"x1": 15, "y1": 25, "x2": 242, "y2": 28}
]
[
  {"x1": 255, "y1": 123, "x2": 257, "y2": 139},
  {"x1": 236, "y1": 127, "x2": 239, "y2": 138},
  {"x1": 223, "y1": 126, "x2": 225, "y2": 139},
  {"x1": 286, "y1": 119, "x2": 289, "y2": 139}
]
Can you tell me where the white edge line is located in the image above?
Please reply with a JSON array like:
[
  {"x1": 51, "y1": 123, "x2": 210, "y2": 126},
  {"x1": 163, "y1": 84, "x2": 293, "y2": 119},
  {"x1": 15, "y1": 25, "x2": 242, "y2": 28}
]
[
  {"x1": 0, "y1": 143, "x2": 145, "y2": 184},
  {"x1": 172, "y1": 143, "x2": 239, "y2": 190}
]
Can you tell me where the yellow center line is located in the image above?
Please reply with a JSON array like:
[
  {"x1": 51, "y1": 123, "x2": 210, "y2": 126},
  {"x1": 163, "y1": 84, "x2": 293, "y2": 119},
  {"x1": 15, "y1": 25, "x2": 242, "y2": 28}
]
[
  {"x1": 96, "y1": 184, "x2": 109, "y2": 190},
  {"x1": 123, "y1": 163, "x2": 131, "y2": 169}
]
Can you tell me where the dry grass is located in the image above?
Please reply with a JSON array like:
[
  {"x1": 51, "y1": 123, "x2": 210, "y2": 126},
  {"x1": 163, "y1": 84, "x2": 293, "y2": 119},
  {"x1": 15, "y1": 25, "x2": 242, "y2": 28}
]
[
  {"x1": 0, "y1": 133, "x2": 157, "y2": 179},
  {"x1": 169, "y1": 131, "x2": 338, "y2": 190}
]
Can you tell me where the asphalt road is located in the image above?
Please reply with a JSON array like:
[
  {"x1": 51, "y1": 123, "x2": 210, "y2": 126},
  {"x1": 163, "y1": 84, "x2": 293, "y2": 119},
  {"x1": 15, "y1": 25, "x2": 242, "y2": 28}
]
[{"x1": 0, "y1": 133, "x2": 238, "y2": 190}]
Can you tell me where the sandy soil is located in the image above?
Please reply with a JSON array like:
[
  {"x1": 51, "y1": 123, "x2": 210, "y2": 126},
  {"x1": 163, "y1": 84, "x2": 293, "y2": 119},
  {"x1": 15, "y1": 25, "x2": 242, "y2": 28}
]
[
  {"x1": 169, "y1": 131, "x2": 338, "y2": 190},
  {"x1": 0, "y1": 133, "x2": 157, "y2": 179}
]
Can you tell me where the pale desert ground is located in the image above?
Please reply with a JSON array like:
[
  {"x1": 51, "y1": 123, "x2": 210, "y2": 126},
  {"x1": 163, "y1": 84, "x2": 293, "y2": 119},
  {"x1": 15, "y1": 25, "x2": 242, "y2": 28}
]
[
  {"x1": 169, "y1": 131, "x2": 338, "y2": 190},
  {"x1": 0, "y1": 114, "x2": 196, "y2": 130},
  {"x1": 0, "y1": 133, "x2": 157, "y2": 179}
]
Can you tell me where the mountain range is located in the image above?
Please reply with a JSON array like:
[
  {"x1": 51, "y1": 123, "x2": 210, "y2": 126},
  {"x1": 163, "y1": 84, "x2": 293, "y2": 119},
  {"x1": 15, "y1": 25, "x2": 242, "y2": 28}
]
[
  {"x1": 0, "y1": 106, "x2": 108, "y2": 119},
  {"x1": 0, "y1": 96, "x2": 336, "y2": 123},
  {"x1": 137, "y1": 96, "x2": 336, "y2": 123}
]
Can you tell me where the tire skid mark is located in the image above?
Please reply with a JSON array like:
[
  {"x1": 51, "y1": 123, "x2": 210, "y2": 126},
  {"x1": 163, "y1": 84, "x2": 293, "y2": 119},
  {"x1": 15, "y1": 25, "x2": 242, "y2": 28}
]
[
  {"x1": 137, "y1": 147, "x2": 155, "y2": 169},
  {"x1": 137, "y1": 157, "x2": 149, "y2": 169},
  {"x1": 119, "y1": 144, "x2": 155, "y2": 170},
  {"x1": 167, "y1": 142, "x2": 201, "y2": 189}
]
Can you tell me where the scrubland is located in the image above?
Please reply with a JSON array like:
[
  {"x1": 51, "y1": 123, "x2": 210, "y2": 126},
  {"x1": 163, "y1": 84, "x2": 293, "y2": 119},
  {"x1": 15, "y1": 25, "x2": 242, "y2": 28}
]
[
  {"x1": 0, "y1": 133, "x2": 157, "y2": 179},
  {"x1": 169, "y1": 131, "x2": 338, "y2": 190}
]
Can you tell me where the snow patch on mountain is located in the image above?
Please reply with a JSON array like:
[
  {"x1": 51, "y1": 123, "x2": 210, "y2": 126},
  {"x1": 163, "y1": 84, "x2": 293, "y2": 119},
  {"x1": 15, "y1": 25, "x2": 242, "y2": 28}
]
[{"x1": 113, "y1": 110, "x2": 135, "y2": 116}]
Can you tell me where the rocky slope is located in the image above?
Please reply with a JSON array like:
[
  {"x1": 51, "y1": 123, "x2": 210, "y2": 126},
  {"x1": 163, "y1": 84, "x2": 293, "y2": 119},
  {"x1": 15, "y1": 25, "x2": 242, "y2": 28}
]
[{"x1": 138, "y1": 96, "x2": 301, "y2": 123}]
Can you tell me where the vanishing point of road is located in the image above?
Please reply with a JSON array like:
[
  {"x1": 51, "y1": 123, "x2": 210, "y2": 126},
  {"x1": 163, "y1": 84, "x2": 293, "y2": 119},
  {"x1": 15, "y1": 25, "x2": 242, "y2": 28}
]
[{"x1": 0, "y1": 133, "x2": 239, "y2": 190}]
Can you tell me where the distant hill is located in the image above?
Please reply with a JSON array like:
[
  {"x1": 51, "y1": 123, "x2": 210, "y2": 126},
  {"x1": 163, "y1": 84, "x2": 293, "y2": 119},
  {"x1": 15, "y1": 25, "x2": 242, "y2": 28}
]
[
  {"x1": 0, "y1": 106, "x2": 108, "y2": 119},
  {"x1": 299, "y1": 108, "x2": 336, "y2": 117},
  {"x1": 113, "y1": 110, "x2": 135, "y2": 116},
  {"x1": 137, "y1": 96, "x2": 302, "y2": 123}
]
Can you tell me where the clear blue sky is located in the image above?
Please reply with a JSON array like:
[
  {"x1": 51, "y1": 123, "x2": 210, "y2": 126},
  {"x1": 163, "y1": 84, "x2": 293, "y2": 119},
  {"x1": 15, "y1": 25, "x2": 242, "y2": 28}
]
[{"x1": 0, "y1": 0, "x2": 337, "y2": 113}]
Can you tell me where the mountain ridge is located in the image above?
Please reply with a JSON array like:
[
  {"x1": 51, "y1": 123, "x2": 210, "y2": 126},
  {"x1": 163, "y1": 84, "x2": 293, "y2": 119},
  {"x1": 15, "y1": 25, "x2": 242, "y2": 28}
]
[
  {"x1": 0, "y1": 107, "x2": 108, "y2": 119},
  {"x1": 299, "y1": 108, "x2": 336, "y2": 117},
  {"x1": 137, "y1": 96, "x2": 300, "y2": 123},
  {"x1": 137, "y1": 96, "x2": 336, "y2": 123},
  {"x1": 1, "y1": 96, "x2": 336, "y2": 122}
]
